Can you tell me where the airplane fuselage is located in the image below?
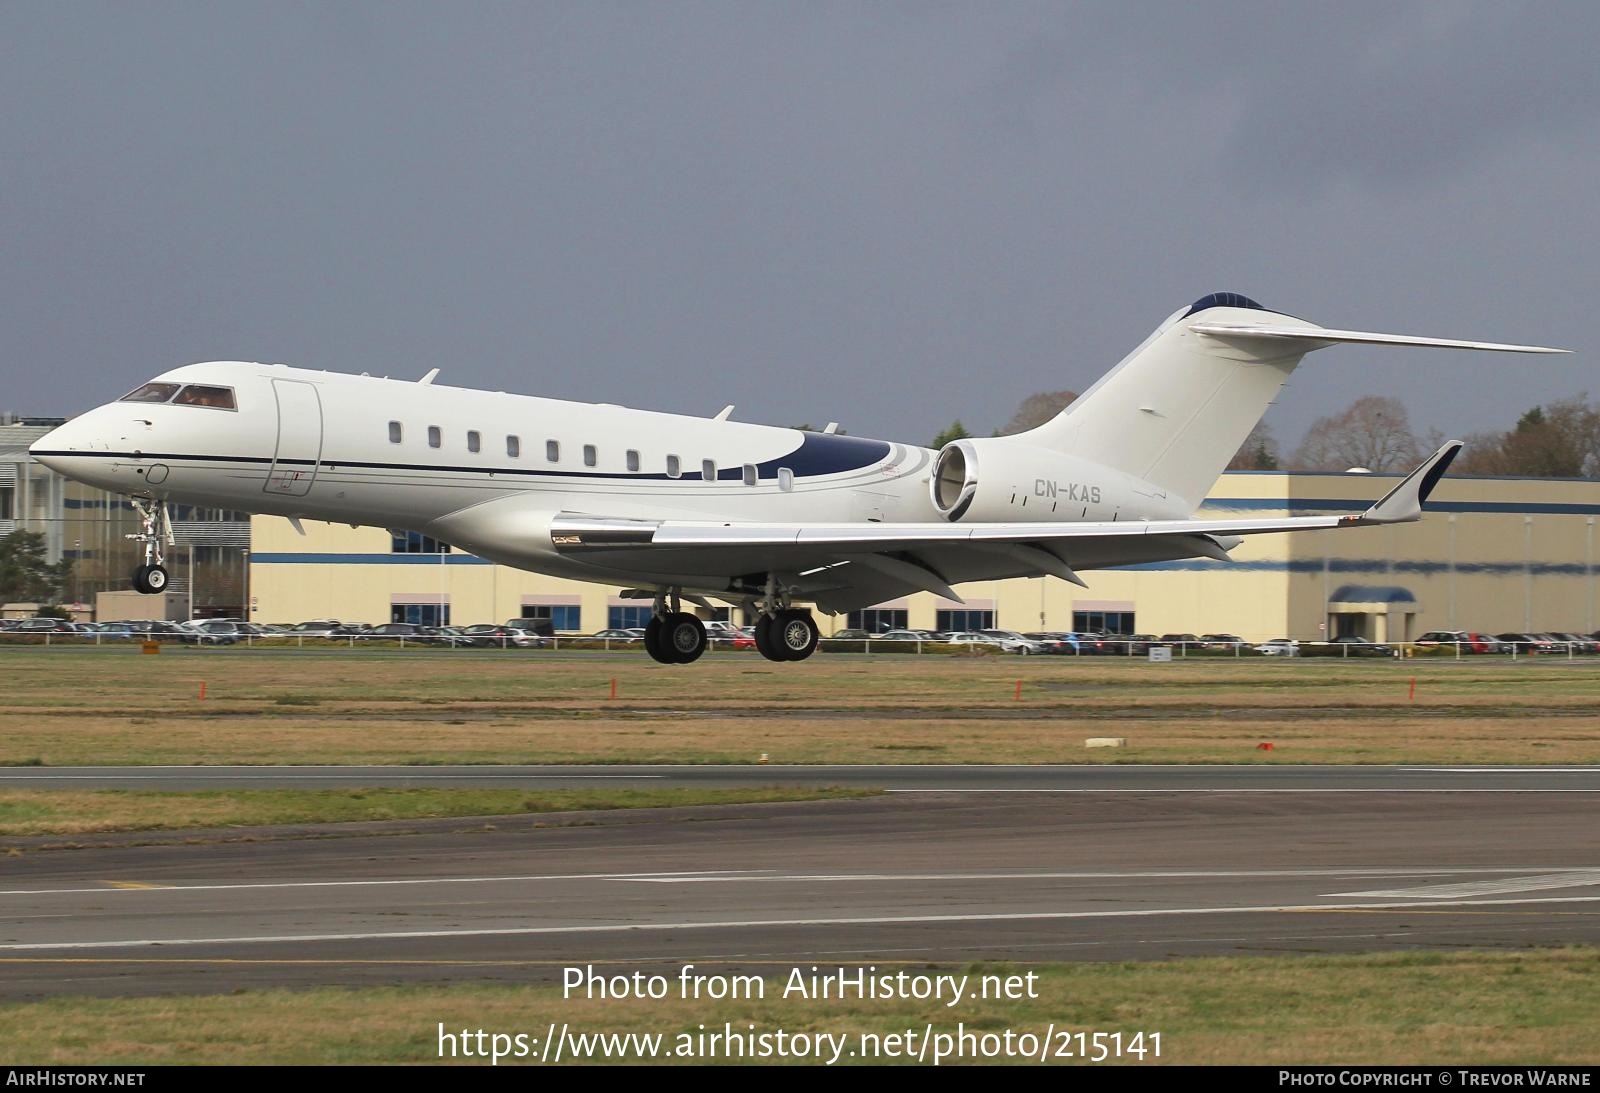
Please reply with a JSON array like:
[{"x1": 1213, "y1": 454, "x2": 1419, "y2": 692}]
[{"x1": 34, "y1": 361, "x2": 1174, "y2": 589}]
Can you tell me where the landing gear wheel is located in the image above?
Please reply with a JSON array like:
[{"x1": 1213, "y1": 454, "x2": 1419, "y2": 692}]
[
  {"x1": 754, "y1": 614, "x2": 783, "y2": 661},
  {"x1": 662, "y1": 612, "x2": 707, "y2": 664},
  {"x1": 132, "y1": 564, "x2": 169, "y2": 595},
  {"x1": 644, "y1": 615, "x2": 671, "y2": 663},
  {"x1": 773, "y1": 609, "x2": 820, "y2": 661}
]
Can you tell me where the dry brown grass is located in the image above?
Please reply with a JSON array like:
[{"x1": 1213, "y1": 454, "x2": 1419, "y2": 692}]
[{"x1": 3, "y1": 647, "x2": 1599, "y2": 766}]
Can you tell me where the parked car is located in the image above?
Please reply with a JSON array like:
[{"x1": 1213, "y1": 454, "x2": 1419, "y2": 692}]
[
  {"x1": 359, "y1": 623, "x2": 440, "y2": 643},
  {"x1": 876, "y1": 629, "x2": 943, "y2": 643},
  {"x1": 1414, "y1": 630, "x2": 1481, "y2": 653},
  {"x1": 590, "y1": 628, "x2": 646, "y2": 643},
  {"x1": 1158, "y1": 633, "x2": 1201, "y2": 649},
  {"x1": 464, "y1": 623, "x2": 547, "y2": 648},
  {"x1": 1254, "y1": 638, "x2": 1299, "y2": 657},
  {"x1": 9, "y1": 617, "x2": 79, "y2": 633},
  {"x1": 288, "y1": 619, "x2": 344, "y2": 638},
  {"x1": 1024, "y1": 632, "x2": 1080, "y2": 654},
  {"x1": 1327, "y1": 635, "x2": 1395, "y2": 657},
  {"x1": 830, "y1": 629, "x2": 874, "y2": 640},
  {"x1": 181, "y1": 620, "x2": 245, "y2": 646}
]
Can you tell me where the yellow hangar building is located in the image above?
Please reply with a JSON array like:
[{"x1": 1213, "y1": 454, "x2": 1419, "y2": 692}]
[{"x1": 246, "y1": 469, "x2": 1600, "y2": 644}]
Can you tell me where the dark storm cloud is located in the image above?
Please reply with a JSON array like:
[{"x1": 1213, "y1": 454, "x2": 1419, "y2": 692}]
[{"x1": 2, "y1": 3, "x2": 1594, "y2": 450}]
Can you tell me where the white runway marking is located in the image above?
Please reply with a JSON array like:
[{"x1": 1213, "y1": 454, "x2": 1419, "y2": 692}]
[
  {"x1": 1330, "y1": 870, "x2": 1600, "y2": 899},
  {"x1": 0, "y1": 866, "x2": 1571, "y2": 898},
  {"x1": 622, "y1": 868, "x2": 1555, "y2": 884},
  {"x1": 0, "y1": 870, "x2": 768, "y2": 898},
  {"x1": 1403, "y1": 768, "x2": 1600, "y2": 774},
  {"x1": 6, "y1": 893, "x2": 1600, "y2": 952},
  {"x1": 886, "y1": 789, "x2": 1600, "y2": 794}
]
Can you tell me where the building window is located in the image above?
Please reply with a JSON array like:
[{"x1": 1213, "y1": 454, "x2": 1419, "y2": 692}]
[
  {"x1": 608, "y1": 605, "x2": 653, "y2": 629},
  {"x1": 702, "y1": 459, "x2": 716, "y2": 481},
  {"x1": 392, "y1": 603, "x2": 450, "y2": 626},
  {"x1": 388, "y1": 421, "x2": 403, "y2": 444},
  {"x1": 742, "y1": 463, "x2": 757, "y2": 486},
  {"x1": 507, "y1": 435, "x2": 520, "y2": 458},
  {"x1": 778, "y1": 468, "x2": 794, "y2": 492},
  {"x1": 626, "y1": 449, "x2": 640, "y2": 472},
  {"x1": 1073, "y1": 610, "x2": 1136, "y2": 635},
  {"x1": 937, "y1": 609, "x2": 994, "y2": 632},
  {"x1": 546, "y1": 440, "x2": 560, "y2": 462},
  {"x1": 467, "y1": 430, "x2": 481, "y2": 454},
  {"x1": 847, "y1": 609, "x2": 908, "y2": 633},
  {"x1": 428, "y1": 426, "x2": 442, "y2": 449},
  {"x1": 583, "y1": 444, "x2": 597, "y2": 468},
  {"x1": 520, "y1": 603, "x2": 581, "y2": 632},
  {"x1": 666, "y1": 454, "x2": 681, "y2": 478},
  {"x1": 391, "y1": 531, "x2": 452, "y2": 554}
]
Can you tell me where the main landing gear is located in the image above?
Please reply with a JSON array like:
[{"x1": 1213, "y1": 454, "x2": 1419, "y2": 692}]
[
  {"x1": 127, "y1": 498, "x2": 173, "y2": 595},
  {"x1": 641, "y1": 580, "x2": 821, "y2": 665},
  {"x1": 750, "y1": 573, "x2": 819, "y2": 662}
]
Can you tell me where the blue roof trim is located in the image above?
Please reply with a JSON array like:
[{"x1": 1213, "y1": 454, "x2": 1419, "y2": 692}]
[
  {"x1": 1182, "y1": 292, "x2": 1266, "y2": 317},
  {"x1": 1201, "y1": 497, "x2": 1600, "y2": 517},
  {"x1": 1113, "y1": 558, "x2": 1595, "y2": 576},
  {"x1": 1329, "y1": 584, "x2": 1417, "y2": 604}
]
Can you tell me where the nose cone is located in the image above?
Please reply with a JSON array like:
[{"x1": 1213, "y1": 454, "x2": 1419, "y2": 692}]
[{"x1": 29, "y1": 413, "x2": 118, "y2": 488}]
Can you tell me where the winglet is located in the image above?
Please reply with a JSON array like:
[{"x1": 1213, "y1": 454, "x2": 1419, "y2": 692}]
[{"x1": 1358, "y1": 441, "x2": 1463, "y2": 524}]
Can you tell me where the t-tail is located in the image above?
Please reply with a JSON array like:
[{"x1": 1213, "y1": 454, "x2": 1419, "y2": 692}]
[{"x1": 1012, "y1": 292, "x2": 1567, "y2": 511}]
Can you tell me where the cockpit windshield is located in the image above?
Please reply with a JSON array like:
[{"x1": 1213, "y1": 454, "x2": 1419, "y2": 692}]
[
  {"x1": 117, "y1": 382, "x2": 236, "y2": 410},
  {"x1": 120, "y1": 382, "x2": 181, "y2": 403},
  {"x1": 172, "y1": 385, "x2": 237, "y2": 410}
]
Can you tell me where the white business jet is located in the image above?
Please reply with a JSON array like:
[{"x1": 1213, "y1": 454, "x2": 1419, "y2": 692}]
[{"x1": 31, "y1": 293, "x2": 1566, "y2": 664}]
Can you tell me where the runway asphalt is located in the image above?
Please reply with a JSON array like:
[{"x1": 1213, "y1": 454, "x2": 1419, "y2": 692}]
[{"x1": 2, "y1": 766, "x2": 1599, "y2": 1000}]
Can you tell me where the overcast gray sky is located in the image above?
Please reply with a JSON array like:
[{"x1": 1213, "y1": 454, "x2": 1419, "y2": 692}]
[{"x1": 3, "y1": 3, "x2": 1594, "y2": 451}]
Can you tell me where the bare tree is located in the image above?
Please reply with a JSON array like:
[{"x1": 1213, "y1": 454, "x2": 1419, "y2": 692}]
[
  {"x1": 1289, "y1": 396, "x2": 1423, "y2": 472},
  {"x1": 1452, "y1": 396, "x2": 1600, "y2": 478},
  {"x1": 995, "y1": 390, "x2": 1077, "y2": 436},
  {"x1": 1227, "y1": 420, "x2": 1279, "y2": 470}
]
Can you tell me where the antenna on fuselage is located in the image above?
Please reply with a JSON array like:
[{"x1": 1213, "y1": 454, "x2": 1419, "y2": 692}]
[
  {"x1": 713, "y1": 405, "x2": 735, "y2": 421},
  {"x1": 419, "y1": 368, "x2": 440, "y2": 385}
]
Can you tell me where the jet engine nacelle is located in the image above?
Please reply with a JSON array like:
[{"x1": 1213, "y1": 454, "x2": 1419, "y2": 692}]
[{"x1": 930, "y1": 438, "x2": 1172, "y2": 523}]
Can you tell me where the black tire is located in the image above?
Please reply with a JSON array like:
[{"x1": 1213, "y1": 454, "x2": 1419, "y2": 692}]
[
  {"x1": 774, "y1": 609, "x2": 819, "y2": 661},
  {"x1": 644, "y1": 615, "x2": 675, "y2": 663},
  {"x1": 145, "y1": 565, "x2": 169, "y2": 593},
  {"x1": 663, "y1": 612, "x2": 707, "y2": 664},
  {"x1": 753, "y1": 614, "x2": 783, "y2": 661},
  {"x1": 131, "y1": 565, "x2": 150, "y2": 594}
]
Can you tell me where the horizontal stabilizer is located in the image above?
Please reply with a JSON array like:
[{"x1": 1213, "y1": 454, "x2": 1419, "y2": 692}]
[{"x1": 1190, "y1": 322, "x2": 1569, "y2": 355}]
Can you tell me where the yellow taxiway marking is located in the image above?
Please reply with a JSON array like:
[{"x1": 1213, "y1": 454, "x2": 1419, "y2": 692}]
[{"x1": 103, "y1": 881, "x2": 170, "y2": 890}]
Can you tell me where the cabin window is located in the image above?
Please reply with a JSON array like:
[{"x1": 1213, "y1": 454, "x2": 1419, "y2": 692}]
[
  {"x1": 173, "y1": 385, "x2": 237, "y2": 410},
  {"x1": 466, "y1": 430, "x2": 481, "y2": 454},
  {"x1": 428, "y1": 426, "x2": 442, "y2": 449},
  {"x1": 778, "y1": 467, "x2": 794, "y2": 492},
  {"x1": 625, "y1": 449, "x2": 640, "y2": 472},
  {"x1": 666, "y1": 455, "x2": 681, "y2": 478},
  {"x1": 119, "y1": 382, "x2": 181, "y2": 404},
  {"x1": 583, "y1": 444, "x2": 597, "y2": 468},
  {"x1": 546, "y1": 440, "x2": 560, "y2": 463},
  {"x1": 506, "y1": 435, "x2": 520, "y2": 458},
  {"x1": 702, "y1": 459, "x2": 716, "y2": 482},
  {"x1": 743, "y1": 463, "x2": 758, "y2": 486},
  {"x1": 388, "y1": 421, "x2": 403, "y2": 444}
]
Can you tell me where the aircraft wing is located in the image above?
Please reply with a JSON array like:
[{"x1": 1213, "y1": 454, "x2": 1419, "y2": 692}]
[{"x1": 546, "y1": 442, "x2": 1462, "y2": 613}]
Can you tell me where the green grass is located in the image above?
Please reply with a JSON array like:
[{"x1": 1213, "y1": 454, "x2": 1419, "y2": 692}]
[
  {"x1": 4, "y1": 949, "x2": 1598, "y2": 1064},
  {"x1": 0, "y1": 786, "x2": 876, "y2": 836},
  {"x1": 2, "y1": 649, "x2": 1598, "y2": 765}
]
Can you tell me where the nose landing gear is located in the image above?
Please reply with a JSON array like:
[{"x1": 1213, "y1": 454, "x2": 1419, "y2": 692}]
[{"x1": 127, "y1": 498, "x2": 173, "y2": 595}]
